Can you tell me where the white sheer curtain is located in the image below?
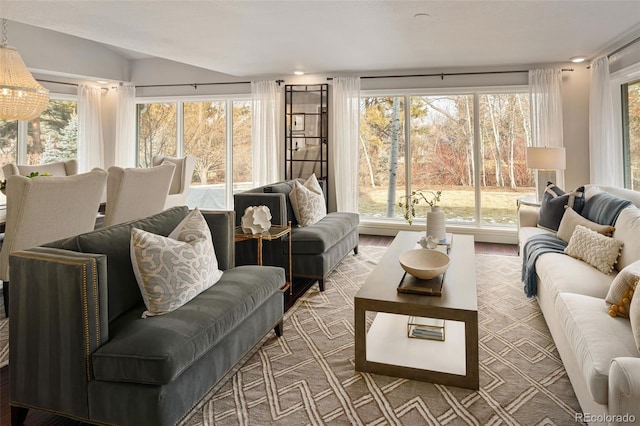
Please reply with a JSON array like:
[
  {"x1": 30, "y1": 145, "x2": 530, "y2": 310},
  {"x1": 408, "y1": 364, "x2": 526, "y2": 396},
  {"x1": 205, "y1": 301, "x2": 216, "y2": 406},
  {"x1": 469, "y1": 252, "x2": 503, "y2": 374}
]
[
  {"x1": 590, "y1": 56, "x2": 622, "y2": 186},
  {"x1": 529, "y1": 68, "x2": 565, "y2": 188},
  {"x1": 114, "y1": 83, "x2": 137, "y2": 168},
  {"x1": 77, "y1": 84, "x2": 104, "y2": 171},
  {"x1": 331, "y1": 76, "x2": 360, "y2": 212},
  {"x1": 251, "y1": 80, "x2": 282, "y2": 186}
]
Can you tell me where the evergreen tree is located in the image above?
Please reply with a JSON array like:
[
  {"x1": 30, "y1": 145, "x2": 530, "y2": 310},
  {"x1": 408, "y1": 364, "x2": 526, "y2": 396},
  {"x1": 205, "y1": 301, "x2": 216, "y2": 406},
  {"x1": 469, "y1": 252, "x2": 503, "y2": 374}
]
[{"x1": 42, "y1": 113, "x2": 78, "y2": 163}]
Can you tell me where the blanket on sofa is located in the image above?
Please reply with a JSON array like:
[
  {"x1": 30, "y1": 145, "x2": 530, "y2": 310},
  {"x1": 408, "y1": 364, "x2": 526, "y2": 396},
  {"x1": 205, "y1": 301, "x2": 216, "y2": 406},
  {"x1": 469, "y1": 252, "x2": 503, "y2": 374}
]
[
  {"x1": 581, "y1": 192, "x2": 632, "y2": 225},
  {"x1": 522, "y1": 234, "x2": 567, "y2": 297}
]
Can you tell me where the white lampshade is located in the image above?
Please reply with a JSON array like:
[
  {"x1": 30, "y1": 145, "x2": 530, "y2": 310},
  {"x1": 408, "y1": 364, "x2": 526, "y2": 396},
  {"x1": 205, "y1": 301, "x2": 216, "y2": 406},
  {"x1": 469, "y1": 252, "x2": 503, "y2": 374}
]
[{"x1": 526, "y1": 147, "x2": 566, "y2": 170}]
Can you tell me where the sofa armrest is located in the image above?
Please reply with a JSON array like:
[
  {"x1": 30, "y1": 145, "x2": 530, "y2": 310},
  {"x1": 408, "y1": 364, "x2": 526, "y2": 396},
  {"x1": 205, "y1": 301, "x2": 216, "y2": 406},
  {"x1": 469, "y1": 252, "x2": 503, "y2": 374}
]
[
  {"x1": 518, "y1": 208, "x2": 539, "y2": 228},
  {"x1": 9, "y1": 247, "x2": 108, "y2": 419},
  {"x1": 201, "y1": 210, "x2": 235, "y2": 270},
  {"x1": 234, "y1": 193, "x2": 288, "y2": 226},
  {"x1": 608, "y1": 357, "x2": 640, "y2": 424}
]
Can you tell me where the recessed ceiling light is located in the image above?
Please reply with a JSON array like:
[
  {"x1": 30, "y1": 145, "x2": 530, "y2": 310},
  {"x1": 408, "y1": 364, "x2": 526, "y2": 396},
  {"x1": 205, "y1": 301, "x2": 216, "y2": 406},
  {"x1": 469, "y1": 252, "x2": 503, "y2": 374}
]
[
  {"x1": 570, "y1": 57, "x2": 586, "y2": 63},
  {"x1": 96, "y1": 80, "x2": 109, "y2": 84},
  {"x1": 294, "y1": 71, "x2": 304, "y2": 76}
]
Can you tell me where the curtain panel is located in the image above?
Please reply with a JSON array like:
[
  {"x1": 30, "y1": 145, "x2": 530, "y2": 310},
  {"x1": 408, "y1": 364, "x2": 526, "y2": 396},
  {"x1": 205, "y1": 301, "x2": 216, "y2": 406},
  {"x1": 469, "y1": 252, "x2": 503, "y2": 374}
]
[
  {"x1": 77, "y1": 84, "x2": 104, "y2": 172},
  {"x1": 528, "y1": 69, "x2": 565, "y2": 188},
  {"x1": 589, "y1": 56, "x2": 623, "y2": 186},
  {"x1": 251, "y1": 81, "x2": 282, "y2": 186},
  {"x1": 331, "y1": 76, "x2": 360, "y2": 213},
  {"x1": 114, "y1": 83, "x2": 137, "y2": 168}
]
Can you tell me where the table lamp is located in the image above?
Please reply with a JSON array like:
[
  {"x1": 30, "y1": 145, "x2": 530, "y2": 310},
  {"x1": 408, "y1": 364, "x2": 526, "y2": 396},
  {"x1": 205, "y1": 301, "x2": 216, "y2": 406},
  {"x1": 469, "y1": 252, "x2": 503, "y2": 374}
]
[{"x1": 526, "y1": 147, "x2": 566, "y2": 202}]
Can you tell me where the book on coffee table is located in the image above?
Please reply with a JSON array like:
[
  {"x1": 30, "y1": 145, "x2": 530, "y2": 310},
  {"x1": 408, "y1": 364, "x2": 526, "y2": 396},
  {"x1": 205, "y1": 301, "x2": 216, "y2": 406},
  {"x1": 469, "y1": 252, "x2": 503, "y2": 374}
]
[{"x1": 397, "y1": 272, "x2": 444, "y2": 296}]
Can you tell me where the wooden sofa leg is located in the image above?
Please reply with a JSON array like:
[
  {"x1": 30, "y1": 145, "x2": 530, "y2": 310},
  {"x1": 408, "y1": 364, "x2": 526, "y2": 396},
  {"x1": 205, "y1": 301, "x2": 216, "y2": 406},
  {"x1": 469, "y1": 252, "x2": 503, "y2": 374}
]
[
  {"x1": 274, "y1": 321, "x2": 283, "y2": 337},
  {"x1": 318, "y1": 279, "x2": 325, "y2": 292},
  {"x1": 353, "y1": 245, "x2": 358, "y2": 255},
  {"x1": 11, "y1": 406, "x2": 28, "y2": 426}
]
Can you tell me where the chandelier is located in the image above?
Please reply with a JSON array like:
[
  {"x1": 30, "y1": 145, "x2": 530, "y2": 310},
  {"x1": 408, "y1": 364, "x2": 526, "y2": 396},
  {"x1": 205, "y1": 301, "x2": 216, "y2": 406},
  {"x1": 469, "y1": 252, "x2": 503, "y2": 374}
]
[{"x1": 0, "y1": 19, "x2": 49, "y2": 121}]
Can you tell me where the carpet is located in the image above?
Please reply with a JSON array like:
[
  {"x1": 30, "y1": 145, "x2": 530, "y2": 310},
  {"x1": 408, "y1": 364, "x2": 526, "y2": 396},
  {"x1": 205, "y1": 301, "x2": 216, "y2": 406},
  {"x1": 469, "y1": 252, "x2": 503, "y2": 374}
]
[
  {"x1": 0, "y1": 247, "x2": 583, "y2": 425},
  {"x1": 179, "y1": 247, "x2": 582, "y2": 425}
]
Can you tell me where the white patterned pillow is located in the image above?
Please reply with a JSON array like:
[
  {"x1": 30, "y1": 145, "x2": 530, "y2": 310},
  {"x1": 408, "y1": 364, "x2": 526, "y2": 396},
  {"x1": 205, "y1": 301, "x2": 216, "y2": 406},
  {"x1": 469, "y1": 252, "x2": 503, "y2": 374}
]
[
  {"x1": 131, "y1": 208, "x2": 223, "y2": 318},
  {"x1": 564, "y1": 225, "x2": 623, "y2": 274},
  {"x1": 289, "y1": 174, "x2": 326, "y2": 227}
]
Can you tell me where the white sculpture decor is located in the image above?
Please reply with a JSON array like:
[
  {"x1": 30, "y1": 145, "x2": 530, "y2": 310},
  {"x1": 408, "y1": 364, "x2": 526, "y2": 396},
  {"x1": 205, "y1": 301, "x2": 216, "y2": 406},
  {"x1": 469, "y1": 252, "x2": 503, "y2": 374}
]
[{"x1": 241, "y1": 205, "x2": 272, "y2": 234}]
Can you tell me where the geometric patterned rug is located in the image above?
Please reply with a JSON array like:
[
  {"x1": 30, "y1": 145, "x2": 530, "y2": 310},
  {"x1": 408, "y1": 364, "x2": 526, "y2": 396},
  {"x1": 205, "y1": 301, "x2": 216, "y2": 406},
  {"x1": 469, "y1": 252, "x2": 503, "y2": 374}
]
[{"x1": 178, "y1": 247, "x2": 584, "y2": 426}]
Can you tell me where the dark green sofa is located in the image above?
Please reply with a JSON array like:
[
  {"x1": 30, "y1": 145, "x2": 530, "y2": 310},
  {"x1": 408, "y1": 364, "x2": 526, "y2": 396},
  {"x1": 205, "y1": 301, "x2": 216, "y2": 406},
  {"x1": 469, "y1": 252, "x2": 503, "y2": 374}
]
[
  {"x1": 234, "y1": 179, "x2": 359, "y2": 291},
  {"x1": 9, "y1": 206, "x2": 285, "y2": 426}
]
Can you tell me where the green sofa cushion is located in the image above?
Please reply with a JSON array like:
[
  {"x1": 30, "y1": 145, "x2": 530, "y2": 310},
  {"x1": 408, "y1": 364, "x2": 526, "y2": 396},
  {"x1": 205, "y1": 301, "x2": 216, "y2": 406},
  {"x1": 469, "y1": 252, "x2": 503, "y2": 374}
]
[
  {"x1": 285, "y1": 212, "x2": 359, "y2": 255},
  {"x1": 91, "y1": 265, "x2": 284, "y2": 385},
  {"x1": 60, "y1": 206, "x2": 190, "y2": 322}
]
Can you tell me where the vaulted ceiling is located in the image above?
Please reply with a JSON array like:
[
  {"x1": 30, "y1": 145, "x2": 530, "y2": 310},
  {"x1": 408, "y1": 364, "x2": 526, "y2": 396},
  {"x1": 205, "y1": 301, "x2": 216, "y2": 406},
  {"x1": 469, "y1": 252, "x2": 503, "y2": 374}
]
[{"x1": 3, "y1": 1, "x2": 640, "y2": 77}]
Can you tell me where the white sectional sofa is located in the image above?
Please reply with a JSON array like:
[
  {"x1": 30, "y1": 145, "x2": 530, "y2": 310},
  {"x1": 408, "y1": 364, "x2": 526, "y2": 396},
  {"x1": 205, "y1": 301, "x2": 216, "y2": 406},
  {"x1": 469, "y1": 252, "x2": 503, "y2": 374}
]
[{"x1": 519, "y1": 185, "x2": 640, "y2": 426}]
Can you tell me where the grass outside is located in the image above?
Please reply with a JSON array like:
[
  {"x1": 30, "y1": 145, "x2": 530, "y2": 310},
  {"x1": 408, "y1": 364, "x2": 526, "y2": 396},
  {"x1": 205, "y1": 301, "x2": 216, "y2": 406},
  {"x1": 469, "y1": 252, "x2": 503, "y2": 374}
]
[{"x1": 359, "y1": 185, "x2": 536, "y2": 225}]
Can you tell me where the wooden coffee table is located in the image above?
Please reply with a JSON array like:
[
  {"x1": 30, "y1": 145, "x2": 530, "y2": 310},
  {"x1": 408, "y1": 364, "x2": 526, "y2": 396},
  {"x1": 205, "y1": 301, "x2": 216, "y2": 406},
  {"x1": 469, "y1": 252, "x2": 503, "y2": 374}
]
[{"x1": 354, "y1": 232, "x2": 478, "y2": 390}]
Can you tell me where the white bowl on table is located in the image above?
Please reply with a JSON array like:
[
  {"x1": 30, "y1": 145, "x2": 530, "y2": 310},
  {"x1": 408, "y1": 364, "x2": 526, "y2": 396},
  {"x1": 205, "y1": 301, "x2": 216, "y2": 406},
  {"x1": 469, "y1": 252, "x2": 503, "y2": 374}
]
[{"x1": 398, "y1": 249, "x2": 450, "y2": 280}]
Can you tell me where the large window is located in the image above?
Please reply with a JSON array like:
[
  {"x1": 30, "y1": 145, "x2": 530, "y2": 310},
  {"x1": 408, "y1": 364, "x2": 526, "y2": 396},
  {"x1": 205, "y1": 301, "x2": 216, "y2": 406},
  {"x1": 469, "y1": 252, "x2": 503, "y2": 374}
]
[
  {"x1": 136, "y1": 97, "x2": 252, "y2": 209},
  {"x1": 359, "y1": 88, "x2": 534, "y2": 227},
  {"x1": 0, "y1": 97, "x2": 77, "y2": 176},
  {"x1": 623, "y1": 79, "x2": 640, "y2": 190}
]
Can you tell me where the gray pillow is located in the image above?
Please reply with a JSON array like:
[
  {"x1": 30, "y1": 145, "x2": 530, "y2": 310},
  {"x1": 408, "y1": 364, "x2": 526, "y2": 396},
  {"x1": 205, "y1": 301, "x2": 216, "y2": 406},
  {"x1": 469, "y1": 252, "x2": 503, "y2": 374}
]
[{"x1": 537, "y1": 182, "x2": 585, "y2": 232}]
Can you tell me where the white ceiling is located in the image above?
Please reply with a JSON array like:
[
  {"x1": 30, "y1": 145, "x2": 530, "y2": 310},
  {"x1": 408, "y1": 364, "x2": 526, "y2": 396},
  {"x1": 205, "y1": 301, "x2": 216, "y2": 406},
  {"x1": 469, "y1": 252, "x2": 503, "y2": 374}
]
[{"x1": 3, "y1": 0, "x2": 640, "y2": 77}]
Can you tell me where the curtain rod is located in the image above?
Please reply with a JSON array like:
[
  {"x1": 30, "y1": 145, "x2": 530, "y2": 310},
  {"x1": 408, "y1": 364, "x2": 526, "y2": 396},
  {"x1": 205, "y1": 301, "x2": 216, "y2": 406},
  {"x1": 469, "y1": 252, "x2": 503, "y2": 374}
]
[
  {"x1": 326, "y1": 69, "x2": 574, "y2": 81},
  {"x1": 137, "y1": 79, "x2": 284, "y2": 89},
  {"x1": 608, "y1": 35, "x2": 640, "y2": 59},
  {"x1": 36, "y1": 79, "x2": 78, "y2": 87}
]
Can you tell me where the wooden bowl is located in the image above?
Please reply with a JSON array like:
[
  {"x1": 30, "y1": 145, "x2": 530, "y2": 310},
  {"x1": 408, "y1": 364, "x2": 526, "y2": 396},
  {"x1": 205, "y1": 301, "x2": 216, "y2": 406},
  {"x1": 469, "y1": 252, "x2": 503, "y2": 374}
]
[{"x1": 398, "y1": 249, "x2": 450, "y2": 280}]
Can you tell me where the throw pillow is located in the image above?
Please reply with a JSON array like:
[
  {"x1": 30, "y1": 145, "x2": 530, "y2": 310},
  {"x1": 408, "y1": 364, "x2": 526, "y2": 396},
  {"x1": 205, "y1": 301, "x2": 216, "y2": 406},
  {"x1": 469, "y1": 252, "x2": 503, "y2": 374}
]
[
  {"x1": 537, "y1": 182, "x2": 585, "y2": 232},
  {"x1": 289, "y1": 174, "x2": 327, "y2": 227},
  {"x1": 131, "y1": 208, "x2": 223, "y2": 318},
  {"x1": 606, "y1": 259, "x2": 640, "y2": 318},
  {"x1": 613, "y1": 206, "x2": 640, "y2": 271},
  {"x1": 629, "y1": 280, "x2": 640, "y2": 352},
  {"x1": 556, "y1": 207, "x2": 614, "y2": 243},
  {"x1": 564, "y1": 225, "x2": 623, "y2": 274}
]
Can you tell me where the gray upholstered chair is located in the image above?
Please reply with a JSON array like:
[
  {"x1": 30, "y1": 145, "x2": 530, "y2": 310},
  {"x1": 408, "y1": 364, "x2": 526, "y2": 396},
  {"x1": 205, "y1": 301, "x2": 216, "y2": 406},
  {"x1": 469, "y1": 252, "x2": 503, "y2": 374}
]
[
  {"x1": 152, "y1": 155, "x2": 196, "y2": 208},
  {"x1": 103, "y1": 163, "x2": 176, "y2": 227},
  {"x1": 2, "y1": 159, "x2": 79, "y2": 179},
  {"x1": 0, "y1": 168, "x2": 107, "y2": 317}
]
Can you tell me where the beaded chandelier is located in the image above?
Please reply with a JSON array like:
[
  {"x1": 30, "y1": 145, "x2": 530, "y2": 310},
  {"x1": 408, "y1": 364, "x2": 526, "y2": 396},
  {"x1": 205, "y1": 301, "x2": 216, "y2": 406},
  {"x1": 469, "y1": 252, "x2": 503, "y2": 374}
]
[{"x1": 0, "y1": 19, "x2": 49, "y2": 120}]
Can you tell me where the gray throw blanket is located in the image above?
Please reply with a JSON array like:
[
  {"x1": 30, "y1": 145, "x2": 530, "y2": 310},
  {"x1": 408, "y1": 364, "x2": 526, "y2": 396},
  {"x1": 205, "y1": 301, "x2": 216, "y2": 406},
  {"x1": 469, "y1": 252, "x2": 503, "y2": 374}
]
[
  {"x1": 522, "y1": 234, "x2": 567, "y2": 297},
  {"x1": 581, "y1": 192, "x2": 632, "y2": 225}
]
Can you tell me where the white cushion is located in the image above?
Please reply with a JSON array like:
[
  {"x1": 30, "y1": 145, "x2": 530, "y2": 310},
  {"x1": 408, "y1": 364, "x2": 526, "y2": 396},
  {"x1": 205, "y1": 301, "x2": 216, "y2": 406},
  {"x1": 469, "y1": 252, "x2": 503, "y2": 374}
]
[
  {"x1": 614, "y1": 206, "x2": 640, "y2": 271},
  {"x1": 289, "y1": 174, "x2": 327, "y2": 227},
  {"x1": 564, "y1": 225, "x2": 623, "y2": 274},
  {"x1": 131, "y1": 208, "x2": 223, "y2": 318},
  {"x1": 630, "y1": 282, "x2": 640, "y2": 352},
  {"x1": 556, "y1": 207, "x2": 614, "y2": 243},
  {"x1": 555, "y1": 292, "x2": 639, "y2": 405},
  {"x1": 606, "y1": 259, "x2": 640, "y2": 318}
]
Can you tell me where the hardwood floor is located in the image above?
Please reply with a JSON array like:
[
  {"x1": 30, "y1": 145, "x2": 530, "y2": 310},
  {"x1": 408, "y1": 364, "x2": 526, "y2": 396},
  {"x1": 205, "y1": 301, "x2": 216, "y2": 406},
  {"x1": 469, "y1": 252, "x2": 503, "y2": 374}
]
[{"x1": 0, "y1": 235, "x2": 518, "y2": 426}]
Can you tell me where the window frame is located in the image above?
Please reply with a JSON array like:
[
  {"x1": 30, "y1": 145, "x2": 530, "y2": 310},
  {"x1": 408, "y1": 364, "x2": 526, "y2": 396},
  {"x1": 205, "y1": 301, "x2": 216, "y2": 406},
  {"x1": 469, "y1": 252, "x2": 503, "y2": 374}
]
[
  {"x1": 612, "y1": 62, "x2": 640, "y2": 189},
  {"x1": 359, "y1": 84, "x2": 531, "y2": 227},
  {"x1": 135, "y1": 94, "x2": 251, "y2": 208}
]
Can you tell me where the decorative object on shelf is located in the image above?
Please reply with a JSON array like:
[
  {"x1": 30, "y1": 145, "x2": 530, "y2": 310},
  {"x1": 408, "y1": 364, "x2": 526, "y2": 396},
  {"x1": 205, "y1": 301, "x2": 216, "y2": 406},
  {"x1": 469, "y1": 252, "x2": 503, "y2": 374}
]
[
  {"x1": 0, "y1": 19, "x2": 50, "y2": 120},
  {"x1": 0, "y1": 171, "x2": 51, "y2": 194},
  {"x1": 407, "y1": 316, "x2": 445, "y2": 341},
  {"x1": 418, "y1": 235, "x2": 439, "y2": 249},
  {"x1": 240, "y1": 205, "x2": 272, "y2": 234},
  {"x1": 398, "y1": 248, "x2": 450, "y2": 280},
  {"x1": 526, "y1": 146, "x2": 566, "y2": 202},
  {"x1": 398, "y1": 190, "x2": 446, "y2": 241}
]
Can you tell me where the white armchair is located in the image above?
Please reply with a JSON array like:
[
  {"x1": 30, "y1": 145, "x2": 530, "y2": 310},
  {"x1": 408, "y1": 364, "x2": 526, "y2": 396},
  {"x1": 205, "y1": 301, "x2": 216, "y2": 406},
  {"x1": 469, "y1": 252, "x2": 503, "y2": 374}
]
[
  {"x1": 103, "y1": 163, "x2": 176, "y2": 227},
  {"x1": 152, "y1": 155, "x2": 196, "y2": 208},
  {"x1": 1, "y1": 168, "x2": 107, "y2": 317},
  {"x1": 2, "y1": 159, "x2": 79, "y2": 179}
]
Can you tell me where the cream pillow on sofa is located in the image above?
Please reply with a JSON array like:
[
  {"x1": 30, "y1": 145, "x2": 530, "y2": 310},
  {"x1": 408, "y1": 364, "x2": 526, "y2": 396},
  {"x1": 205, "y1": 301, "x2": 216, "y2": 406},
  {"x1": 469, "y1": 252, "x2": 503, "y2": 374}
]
[
  {"x1": 289, "y1": 174, "x2": 327, "y2": 227},
  {"x1": 629, "y1": 280, "x2": 640, "y2": 351},
  {"x1": 606, "y1": 259, "x2": 640, "y2": 318},
  {"x1": 131, "y1": 208, "x2": 223, "y2": 318},
  {"x1": 556, "y1": 207, "x2": 614, "y2": 243},
  {"x1": 564, "y1": 225, "x2": 623, "y2": 274}
]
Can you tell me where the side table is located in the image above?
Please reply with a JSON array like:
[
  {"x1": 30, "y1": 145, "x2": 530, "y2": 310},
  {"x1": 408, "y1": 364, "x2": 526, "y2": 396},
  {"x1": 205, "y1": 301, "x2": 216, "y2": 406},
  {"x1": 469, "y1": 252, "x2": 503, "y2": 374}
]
[{"x1": 235, "y1": 222, "x2": 293, "y2": 295}]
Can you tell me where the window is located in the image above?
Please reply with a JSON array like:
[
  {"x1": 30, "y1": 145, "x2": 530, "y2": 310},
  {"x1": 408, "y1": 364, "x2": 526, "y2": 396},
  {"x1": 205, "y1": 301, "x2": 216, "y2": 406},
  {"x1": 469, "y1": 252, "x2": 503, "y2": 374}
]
[
  {"x1": 359, "y1": 88, "x2": 533, "y2": 227},
  {"x1": 136, "y1": 97, "x2": 252, "y2": 209},
  {"x1": 622, "y1": 79, "x2": 640, "y2": 190}
]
